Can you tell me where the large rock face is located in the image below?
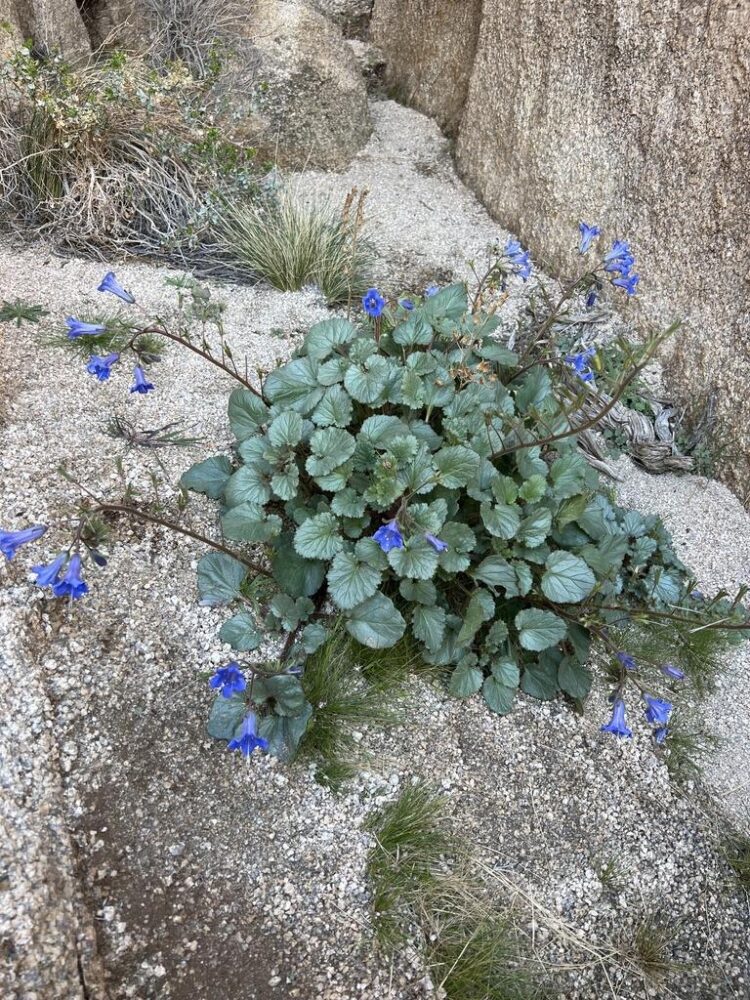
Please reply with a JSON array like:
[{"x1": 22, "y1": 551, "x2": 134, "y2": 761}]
[
  {"x1": 370, "y1": 0, "x2": 482, "y2": 134},
  {"x1": 0, "y1": 0, "x2": 91, "y2": 59},
  {"x1": 371, "y1": 0, "x2": 750, "y2": 501},
  {"x1": 217, "y1": 0, "x2": 372, "y2": 170}
]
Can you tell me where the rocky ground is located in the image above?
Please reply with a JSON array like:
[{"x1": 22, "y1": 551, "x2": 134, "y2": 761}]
[{"x1": 1, "y1": 99, "x2": 750, "y2": 1000}]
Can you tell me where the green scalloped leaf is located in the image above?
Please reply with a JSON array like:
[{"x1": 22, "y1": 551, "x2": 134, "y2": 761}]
[
  {"x1": 304, "y1": 317, "x2": 357, "y2": 360},
  {"x1": 293, "y1": 512, "x2": 343, "y2": 560},
  {"x1": 387, "y1": 537, "x2": 439, "y2": 580},
  {"x1": 541, "y1": 551, "x2": 596, "y2": 604},
  {"x1": 481, "y1": 502, "x2": 521, "y2": 540},
  {"x1": 197, "y1": 552, "x2": 247, "y2": 606},
  {"x1": 327, "y1": 550, "x2": 382, "y2": 610},
  {"x1": 228, "y1": 388, "x2": 269, "y2": 441},
  {"x1": 306, "y1": 427, "x2": 356, "y2": 477},
  {"x1": 346, "y1": 592, "x2": 406, "y2": 649},
  {"x1": 412, "y1": 603, "x2": 446, "y2": 652},
  {"x1": 482, "y1": 676, "x2": 515, "y2": 714},
  {"x1": 515, "y1": 609, "x2": 567, "y2": 651},
  {"x1": 219, "y1": 611, "x2": 262, "y2": 651},
  {"x1": 180, "y1": 454, "x2": 232, "y2": 499}
]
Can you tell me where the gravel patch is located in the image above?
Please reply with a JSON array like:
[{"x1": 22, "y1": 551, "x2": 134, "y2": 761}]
[
  {"x1": 616, "y1": 456, "x2": 750, "y2": 829},
  {"x1": 1, "y1": 99, "x2": 749, "y2": 1000}
]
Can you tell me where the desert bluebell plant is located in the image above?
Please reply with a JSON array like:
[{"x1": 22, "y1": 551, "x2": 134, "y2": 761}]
[{"x1": 5, "y1": 226, "x2": 747, "y2": 767}]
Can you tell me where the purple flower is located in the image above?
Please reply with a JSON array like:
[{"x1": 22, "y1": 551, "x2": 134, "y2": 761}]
[
  {"x1": 362, "y1": 288, "x2": 386, "y2": 318},
  {"x1": 227, "y1": 711, "x2": 269, "y2": 758},
  {"x1": 690, "y1": 589, "x2": 705, "y2": 601},
  {"x1": 565, "y1": 347, "x2": 596, "y2": 383},
  {"x1": 65, "y1": 317, "x2": 106, "y2": 339},
  {"x1": 603, "y1": 240, "x2": 635, "y2": 276},
  {"x1": 616, "y1": 651, "x2": 637, "y2": 671},
  {"x1": 612, "y1": 273, "x2": 640, "y2": 297},
  {"x1": 130, "y1": 366, "x2": 155, "y2": 394},
  {"x1": 653, "y1": 726, "x2": 669, "y2": 745},
  {"x1": 643, "y1": 695, "x2": 672, "y2": 726},
  {"x1": 661, "y1": 663, "x2": 686, "y2": 681},
  {"x1": 585, "y1": 288, "x2": 599, "y2": 308},
  {"x1": 578, "y1": 221, "x2": 601, "y2": 254},
  {"x1": 0, "y1": 524, "x2": 47, "y2": 560},
  {"x1": 399, "y1": 298, "x2": 415, "y2": 311},
  {"x1": 31, "y1": 553, "x2": 67, "y2": 588},
  {"x1": 424, "y1": 532, "x2": 448, "y2": 553},
  {"x1": 504, "y1": 238, "x2": 532, "y2": 280},
  {"x1": 424, "y1": 284, "x2": 440, "y2": 298},
  {"x1": 373, "y1": 519, "x2": 404, "y2": 553},
  {"x1": 98, "y1": 271, "x2": 135, "y2": 304},
  {"x1": 209, "y1": 662, "x2": 247, "y2": 699},
  {"x1": 601, "y1": 697, "x2": 632, "y2": 738},
  {"x1": 86, "y1": 352, "x2": 120, "y2": 381},
  {"x1": 51, "y1": 553, "x2": 88, "y2": 599}
]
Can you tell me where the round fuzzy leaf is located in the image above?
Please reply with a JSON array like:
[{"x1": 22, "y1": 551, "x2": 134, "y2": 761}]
[
  {"x1": 387, "y1": 537, "x2": 439, "y2": 580},
  {"x1": 197, "y1": 552, "x2": 247, "y2": 606},
  {"x1": 257, "y1": 703, "x2": 313, "y2": 762},
  {"x1": 300, "y1": 622, "x2": 328, "y2": 654},
  {"x1": 550, "y1": 452, "x2": 588, "y2": 498},
  {"x1": 304, "y1": 317, "x2": 357, "y2": 360},
  {"x1": 207, "y1": 693, "x2": 247, "y2": 740},
  {"x1": 344, "y1": 356, "x2": 391, "y2": 404},
  {"x1": 473, "y1": 556, "x2": 518, "y2": 593},
  {"x1": 392, "y1": 312, "x2": 433, "y2": 346},
  {"x1": 399, "y1": 578, "x2": 437, "y2": 605},
  {"x1": 541, "y1": 551, "x2": 596, "y2": 604},
  {"x1": 517, "y1": 508, "x2": 552, "y2": 547},
  {"x1": 515, "y1": 609, "x2": 567, "y2": 651},
  {"x1": 271, "y1": 533, "x2": 326, "y2": 598},
  {"x1": 521, "y1": 660, "x2": 559, "y2": 700},
  {"x1": 346, "y1": 592, "x2": 406, "y2": 649},
  {"x1": 331, "y1": 488, "x2": 366, "y2": 518},
  {"x1": 456, "y1": 589, "x2": 495, "y2": 645},
  {"x1": 328, "y1": 550, "x2": 382, "y2": 610},
  {"x1": 219, "y1": 611, "x2": 262, "y2": 651},
  {"x1": 180, "y1": 454, "x2": 232, "y2": 499},
  {"x1": 271, "y1": 465, "x2": 300, "y2": 501},
  {"x1": 225, "y1": 465, "x2": 271, "y2": 506},
  {"x1": 481, "y1": 502, "x2": 521, "y2": 540},
  {"x1": 306, "y1": 427, "x2": 356, "y2": 477},
  {"x1": 448, "y1": 660, "x2": 483, "y2": 698},
  {"x1": 263, "y1": 674, "x2": 308, "y2": 717},
  {"x1": 482, "y1": 676, "x2": 515, "y2": 714},
  {"x1": 558, "y1": 657, "x2": 592, "y2": 700},
  {"x1": 312, "y1": 385, "x2": 353, "y2": 428},
  {"x1": 222, "y1": 504, "x2": 281, "y2": 542},
  {"x1": 267, "y1": 411, "x2": 303, "y2": 449},
  {"x1": 228, "y1": 388, "x2": 269, "y2": 441},
  {"x1": 491, "y1": 659, "x2": 520, "y2": 687},
  {"x1": 264, "y1": 357, "x2": 323, "y2": 413},
  {"x1": 434, "y1": 446, "x2": 480, "y2": 489},
  {"x1": 294, "y1": 512, "x2": 343, "y2": 560},
  {"x1": 412, "y1": 603, "x2": 446, "y2": 652}
]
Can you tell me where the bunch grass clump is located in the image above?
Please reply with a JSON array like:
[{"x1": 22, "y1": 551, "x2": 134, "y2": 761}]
[
  {"x1": 365, "y1": 788, "x2": 542, "y2": 999},
  {"x1": 0, "y1": 47, "x2": 257, "y2": 258},
  {"x1": 138, "y1": 0, "x2": 247, "y2": 77},
  {"x1": 218, "y1": 186, "x2": 376, "y2": 303},
  {"x1": 297, "y1": 623, "x2": 405, "y2": 788}
]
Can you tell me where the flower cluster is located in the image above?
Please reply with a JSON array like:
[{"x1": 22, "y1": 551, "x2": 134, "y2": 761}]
[
  {"x1": 578, "y1": 221, "x2": 640, "y2": 297},
  {"x1": 0, "y1": 525, "x2": 89, "y2": 599},
  {"x1": 600, "y1": 649, "x2": 684, "y2": 742},
  {"x1": 66, "y1": 272, "x2": 156, "y2": 395},
  {"x1": 373, "y1": 519, "x2": 447, "y2": 555},
  {"x1": 208, "y1": 663, "x2": 269, "y2": 758},
  {"x1": 565, "y1": 346, "x2": 596, "y2": 384},
  {"x1": 503, "y1": 238, "x2": 532, "y2": 281}
]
